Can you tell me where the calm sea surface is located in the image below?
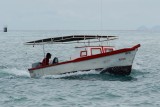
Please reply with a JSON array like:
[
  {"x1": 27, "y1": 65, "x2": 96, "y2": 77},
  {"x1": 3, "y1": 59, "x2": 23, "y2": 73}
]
[{"x1": 0, "y1": 30, "x2": 160, "y2": 107}]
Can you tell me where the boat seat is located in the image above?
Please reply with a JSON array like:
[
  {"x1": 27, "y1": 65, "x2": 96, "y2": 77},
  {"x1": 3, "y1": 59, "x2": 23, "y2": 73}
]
[
  {"x1": 32, "y1": 62, "x2": 41, "y2": 68},
  {"x1": 52, "y1": 57, "x2": 59, "y2": 64}
]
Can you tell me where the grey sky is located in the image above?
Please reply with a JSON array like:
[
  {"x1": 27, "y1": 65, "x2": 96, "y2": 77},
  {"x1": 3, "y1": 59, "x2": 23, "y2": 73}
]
[{"x1": 0, "y1": 0, "x2": 160, "y2": 30}]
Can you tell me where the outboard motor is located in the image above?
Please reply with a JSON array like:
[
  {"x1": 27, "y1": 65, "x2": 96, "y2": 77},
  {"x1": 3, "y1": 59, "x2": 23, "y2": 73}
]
[{"x1": 52, "y1": 57, "x2": 58, "y2": 64}]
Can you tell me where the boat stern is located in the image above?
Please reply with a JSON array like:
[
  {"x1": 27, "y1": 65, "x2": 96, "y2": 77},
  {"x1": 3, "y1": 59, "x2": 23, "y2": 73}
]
[{"x1": 28, "y1": 70, "x2": 36, "y2": 78}]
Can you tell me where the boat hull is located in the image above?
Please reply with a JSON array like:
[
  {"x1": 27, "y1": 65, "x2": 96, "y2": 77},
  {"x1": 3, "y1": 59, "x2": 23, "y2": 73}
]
[
  {"x1": 28, "y1": 44, "x2": 140, "y2": 78},
  {"x1": 100, "y1": 65, "x2": 132, "y2": 75}
]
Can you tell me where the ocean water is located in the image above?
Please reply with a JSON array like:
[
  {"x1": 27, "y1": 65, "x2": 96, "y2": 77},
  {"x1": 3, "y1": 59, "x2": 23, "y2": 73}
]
[{"x1": 0, "y1": 30, "x2": 160, "y2": 107}]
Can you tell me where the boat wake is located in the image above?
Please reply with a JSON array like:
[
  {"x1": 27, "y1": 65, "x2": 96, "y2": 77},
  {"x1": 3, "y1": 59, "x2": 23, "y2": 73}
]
[
  {"x1": 0, "y1": 68, "x2": 30, "y2": 78},
  {"x1": 43, "y1": 70, "x2": 99, "y2": 79},
  {"x1": 0, "y1": 67, "x2": 144, "y2": 81},
  {"x1": 44, "y1": 70, "x2": 137, "y2": 81}
]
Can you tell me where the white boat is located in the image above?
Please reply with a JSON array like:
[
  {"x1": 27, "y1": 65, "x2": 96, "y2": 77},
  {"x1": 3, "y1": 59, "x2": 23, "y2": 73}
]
[{"x1": 25, "y1": 35, "x2": 140, "y2": 78}]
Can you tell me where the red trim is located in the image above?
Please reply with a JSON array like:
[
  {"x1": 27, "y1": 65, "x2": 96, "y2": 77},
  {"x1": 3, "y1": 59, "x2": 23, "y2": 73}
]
[
  {"x1": 104, "y1": 48, "x2": 114, "y2": 53},
  {"x1": 29, "y1": 44, "x2": 140, "y2": 71},
  {"x1": 80, "y1": 51, "x2": 87, "y2": 57}
]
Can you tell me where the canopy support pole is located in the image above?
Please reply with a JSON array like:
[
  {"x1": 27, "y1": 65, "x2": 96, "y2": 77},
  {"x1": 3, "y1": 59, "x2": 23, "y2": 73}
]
[{"x1": 42, "y1": 40, "x2": 45, "y2": 58}]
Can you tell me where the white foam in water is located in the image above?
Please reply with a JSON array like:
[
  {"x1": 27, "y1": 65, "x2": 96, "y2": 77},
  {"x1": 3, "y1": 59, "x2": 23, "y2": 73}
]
[
  {"x1": 43, "y1": 70, "x2": 100, "y2": 79},
  {"x1": 2, "y1": 68, "x2": 30, "y2": 77}
]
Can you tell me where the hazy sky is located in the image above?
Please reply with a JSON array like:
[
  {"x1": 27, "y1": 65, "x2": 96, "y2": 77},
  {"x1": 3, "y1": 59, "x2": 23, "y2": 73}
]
[{"x1": 0, "y1": 0, "x2": 160, "y2": 30}]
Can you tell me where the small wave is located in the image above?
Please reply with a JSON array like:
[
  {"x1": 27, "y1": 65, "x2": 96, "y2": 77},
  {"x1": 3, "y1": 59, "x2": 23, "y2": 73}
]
[
  {"x1": 131, "y1": 69, "x2": 150, "y2": 76},
  {"x1": 0, "y1": 65, "x2": 7, "y2": 69}
]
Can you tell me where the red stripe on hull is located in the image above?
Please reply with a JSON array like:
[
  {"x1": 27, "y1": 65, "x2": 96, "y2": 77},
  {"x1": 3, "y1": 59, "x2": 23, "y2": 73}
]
[{"x1": 29, "y1": 44, "x2": 140, "y2": 71}]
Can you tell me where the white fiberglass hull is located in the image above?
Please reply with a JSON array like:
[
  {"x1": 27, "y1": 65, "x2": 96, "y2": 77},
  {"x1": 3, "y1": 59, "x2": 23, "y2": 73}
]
[{"x1": 28, "y1": 44, "x2": 140, "y2": 78}]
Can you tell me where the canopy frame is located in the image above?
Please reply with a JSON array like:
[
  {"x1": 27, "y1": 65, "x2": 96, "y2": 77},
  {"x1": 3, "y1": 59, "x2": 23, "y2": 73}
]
[{"x1": 24, "y1": 35, "x2": 118, "y2": 45}]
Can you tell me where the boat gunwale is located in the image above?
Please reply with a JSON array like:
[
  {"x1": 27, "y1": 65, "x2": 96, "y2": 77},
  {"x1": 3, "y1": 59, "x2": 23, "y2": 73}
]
[{"x1": 28, "y1": 44, "x2": 140, "y2": 71}]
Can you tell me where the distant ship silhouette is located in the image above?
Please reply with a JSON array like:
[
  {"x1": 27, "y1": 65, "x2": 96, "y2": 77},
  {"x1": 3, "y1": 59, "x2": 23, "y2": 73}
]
[{"x1": 3, "y1": 27, "x2": 7, "y2": 32}]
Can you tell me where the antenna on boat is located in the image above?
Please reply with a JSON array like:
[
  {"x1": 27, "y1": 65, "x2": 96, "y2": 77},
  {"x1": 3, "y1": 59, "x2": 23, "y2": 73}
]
[
  {"x1": 100, "y1": 0, "x2": 103, "y2": 31},
  {"x1": 99, "y1": 0, "x2": 107, "y2": 46}
]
